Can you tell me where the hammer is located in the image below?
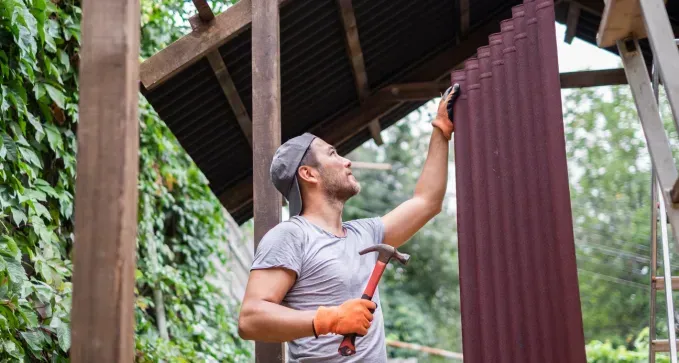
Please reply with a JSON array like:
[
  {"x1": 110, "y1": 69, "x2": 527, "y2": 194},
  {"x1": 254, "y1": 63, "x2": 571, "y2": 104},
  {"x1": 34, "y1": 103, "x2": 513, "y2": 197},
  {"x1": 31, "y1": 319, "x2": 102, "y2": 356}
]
[{"x1": 338, "y1": 244, "x2": 410, "y2": 356}]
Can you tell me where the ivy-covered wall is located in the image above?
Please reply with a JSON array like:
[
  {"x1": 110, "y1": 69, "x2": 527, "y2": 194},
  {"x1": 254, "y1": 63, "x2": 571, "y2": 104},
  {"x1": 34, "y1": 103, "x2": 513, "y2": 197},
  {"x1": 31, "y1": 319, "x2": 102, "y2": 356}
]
[{"x1": 0, "y1": 0, "x2": 249, "y2": 361}]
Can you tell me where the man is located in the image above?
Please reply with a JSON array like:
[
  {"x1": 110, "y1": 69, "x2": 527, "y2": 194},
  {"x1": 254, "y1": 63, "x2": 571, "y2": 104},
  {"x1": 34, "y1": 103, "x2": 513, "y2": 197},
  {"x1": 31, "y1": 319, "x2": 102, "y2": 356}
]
[{"x1": 237, "y1": 85, "x2": 459, "y2": 362}]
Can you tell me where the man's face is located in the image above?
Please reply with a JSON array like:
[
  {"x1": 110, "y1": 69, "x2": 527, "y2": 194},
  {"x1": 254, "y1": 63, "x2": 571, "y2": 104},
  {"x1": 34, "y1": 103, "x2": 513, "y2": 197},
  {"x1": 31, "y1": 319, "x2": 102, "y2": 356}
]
[{"x1": 312, "y1": 140, "x2": 361, "y2": 201}]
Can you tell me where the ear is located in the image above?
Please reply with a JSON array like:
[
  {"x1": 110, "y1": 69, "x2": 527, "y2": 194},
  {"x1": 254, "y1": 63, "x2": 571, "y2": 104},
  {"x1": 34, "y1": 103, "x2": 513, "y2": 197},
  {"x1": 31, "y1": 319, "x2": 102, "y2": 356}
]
[{"x1": 298, "y1": 165, "x2": 319, "y2": 185}]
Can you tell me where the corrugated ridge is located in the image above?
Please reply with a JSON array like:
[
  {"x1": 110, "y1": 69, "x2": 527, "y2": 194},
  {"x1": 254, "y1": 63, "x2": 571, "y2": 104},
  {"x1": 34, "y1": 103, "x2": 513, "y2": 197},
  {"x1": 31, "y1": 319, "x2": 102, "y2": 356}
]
[{"x1": 453, "y1": 1, "x2": 586, "y2": 361}]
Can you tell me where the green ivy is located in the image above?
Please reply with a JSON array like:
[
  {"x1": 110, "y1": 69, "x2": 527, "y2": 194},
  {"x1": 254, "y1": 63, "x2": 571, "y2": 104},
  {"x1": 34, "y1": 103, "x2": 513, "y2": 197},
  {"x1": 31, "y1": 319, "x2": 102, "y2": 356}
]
[{"x1": 1, "y1": 0, "x2": 249, "y2": 361}]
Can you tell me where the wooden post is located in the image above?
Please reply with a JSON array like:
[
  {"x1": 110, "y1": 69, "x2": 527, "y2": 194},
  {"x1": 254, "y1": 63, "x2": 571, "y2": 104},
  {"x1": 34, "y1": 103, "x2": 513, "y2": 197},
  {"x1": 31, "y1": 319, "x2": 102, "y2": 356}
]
[
  {"x1": 252, "y1": 0, "x2": 284, "y2": 362},
  {"x1": 70, "y1": 0, "x2": 140, "y2": 362}
]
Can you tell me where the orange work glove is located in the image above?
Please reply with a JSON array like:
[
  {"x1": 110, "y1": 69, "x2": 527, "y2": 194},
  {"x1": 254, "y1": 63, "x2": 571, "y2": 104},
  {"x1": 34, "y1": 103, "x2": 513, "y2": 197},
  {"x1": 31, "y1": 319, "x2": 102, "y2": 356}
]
[
  {"x1": 432, "y1": 83, "x2": 460, "y2": 140},
  {"x1": 312, "y1": 299, "x2": 376, "y2": 337}
]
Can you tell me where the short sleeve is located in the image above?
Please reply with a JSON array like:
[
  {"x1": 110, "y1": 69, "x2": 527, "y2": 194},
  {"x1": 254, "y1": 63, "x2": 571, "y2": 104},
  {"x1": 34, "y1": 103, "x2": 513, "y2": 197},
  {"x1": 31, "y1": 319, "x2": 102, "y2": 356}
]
[
  {"x1": 251, "y1": 221, "x2": 305, "y2": 278},
  {"x1": 348, "y1": 217, "x2": 385, "y2": 245}
]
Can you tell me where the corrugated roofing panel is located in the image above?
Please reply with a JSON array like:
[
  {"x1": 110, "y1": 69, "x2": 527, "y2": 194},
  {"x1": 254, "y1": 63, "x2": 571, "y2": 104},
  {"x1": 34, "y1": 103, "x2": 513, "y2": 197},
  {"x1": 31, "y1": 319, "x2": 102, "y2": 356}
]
[{"x1": 452, "y1": 1, "x2": 586, "y2": 361}]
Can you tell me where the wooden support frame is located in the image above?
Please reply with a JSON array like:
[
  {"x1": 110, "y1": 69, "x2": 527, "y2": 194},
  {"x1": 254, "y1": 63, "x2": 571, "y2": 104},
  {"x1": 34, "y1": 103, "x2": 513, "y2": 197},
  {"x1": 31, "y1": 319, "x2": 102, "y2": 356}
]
[
  {"x1": 565, "y1": 2, "x2": 581, "y2": 44},
  {"x1": 336, "y1": 0, "x2": 384, "y2": 146},
  {"x1": 207, "y1": 51, "x2": 253, "y2": 146},
  {"x1": 141, "y1": 0, "x2": 289, "y2": 91},
  {"x1": 252, "y1": 0, "x2": 285, "y2": 362},
  {"x1": 71, "y1": 0, "x2": 140, "y2": 361},
  {"x1": 596, "y1": 0, "x2": 649, "y2": 47},
  {"x1": 459, "y1": 0, "x2": 470, "y2": 37}
]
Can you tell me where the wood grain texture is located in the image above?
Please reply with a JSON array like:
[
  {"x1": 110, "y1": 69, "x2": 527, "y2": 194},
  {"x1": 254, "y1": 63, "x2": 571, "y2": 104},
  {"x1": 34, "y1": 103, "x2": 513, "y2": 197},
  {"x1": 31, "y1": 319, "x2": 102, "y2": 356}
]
[
  {"x1": 336, "y1": 0, "x2": 369, "y2": 101},
  {"x1": 596, "y1": 0, "x2": 647, "y2": 47},
  {"x1": 206, "y1": 50, "x2": 253, "y2": 146},
  {"x1": 192, "y1": 0, "x2": 215, "y2": 22},
  {"x1": 564, "y1": 2, "x2": 581, "y2": 44},
  {"x1": 141, "y1": 0, "x2": 287, "y2": 91},
  {"x1": 252, "y1": 0, "x2": 284, "y2": 361},
  {"x1": 70, "y1": 0, "x2": 140, "y2": 361}
]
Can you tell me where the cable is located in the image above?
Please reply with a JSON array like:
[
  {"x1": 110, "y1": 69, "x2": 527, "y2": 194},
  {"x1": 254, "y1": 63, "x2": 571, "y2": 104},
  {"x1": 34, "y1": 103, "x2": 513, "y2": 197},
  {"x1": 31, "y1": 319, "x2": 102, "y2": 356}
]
[{"x1": 577, "y1": 268, "x2": 647, "y2": 290}]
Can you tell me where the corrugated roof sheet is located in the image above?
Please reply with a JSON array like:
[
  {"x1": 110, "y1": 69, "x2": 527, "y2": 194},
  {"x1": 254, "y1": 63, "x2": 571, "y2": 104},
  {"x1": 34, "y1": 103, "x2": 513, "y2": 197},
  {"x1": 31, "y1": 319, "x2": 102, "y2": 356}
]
[
  {"x1": 141, "y1": 0, "x2": 679, "y2": 224},
  {"x1": 452, "y1": 1, "x2": 585, "y2": 361}
]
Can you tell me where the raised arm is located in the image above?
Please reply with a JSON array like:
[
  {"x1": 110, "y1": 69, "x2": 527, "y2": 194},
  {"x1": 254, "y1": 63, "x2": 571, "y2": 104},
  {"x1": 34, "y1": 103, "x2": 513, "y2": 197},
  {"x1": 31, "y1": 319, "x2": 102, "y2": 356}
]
[{"x1": 381, "y1": 87, "x2": 458, "y2": 248}]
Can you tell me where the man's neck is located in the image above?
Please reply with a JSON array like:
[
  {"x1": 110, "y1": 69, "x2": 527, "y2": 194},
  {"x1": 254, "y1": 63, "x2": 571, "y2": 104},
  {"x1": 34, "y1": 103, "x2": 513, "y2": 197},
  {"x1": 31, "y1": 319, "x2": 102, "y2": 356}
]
[{"x1": 300, "y1": 197, "x2": 345, "y2": 237}]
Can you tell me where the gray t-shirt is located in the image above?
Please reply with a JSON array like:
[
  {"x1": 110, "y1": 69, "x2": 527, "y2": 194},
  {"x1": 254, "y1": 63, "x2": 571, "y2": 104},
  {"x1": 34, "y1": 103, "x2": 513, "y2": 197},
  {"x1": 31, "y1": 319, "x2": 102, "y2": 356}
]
[{"x1": 251, "y1": 215, "x2": 387, "y2": 363}]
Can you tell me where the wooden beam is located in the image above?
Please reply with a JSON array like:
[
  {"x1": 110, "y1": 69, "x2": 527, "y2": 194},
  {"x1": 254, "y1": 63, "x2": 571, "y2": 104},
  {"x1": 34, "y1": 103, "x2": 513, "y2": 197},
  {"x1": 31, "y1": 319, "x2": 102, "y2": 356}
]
[
  {"x1": 368, "y1": 119, "x2": 384, "y2": 145},
  {"x1": 459, "y1": 0, "x2": 470, "y2": 37},
  {"x1": 336, "y1": 0, "x2": 386, "y2": 148},
  {"x1": 351, "y1": 161, "x2": 392, "y2": 170},
  {"x1": 376, "y1": 81, "x2": 450, "y2": 102},
  {"x1": 596, "y1": 0, "x2": 648, "y2": 48},
  {"x1": 565, "y1": 2, "x2": 581, "y2": 44},
  {"x1": 337, "y1": 0, "x2": 369, "y2": 101},
  {"x1": 140, "y1": 0, "x2": 288, "y2": 91},
  {"x1": 560, "y1": 68, "x2": 628, "y2": 88},
  {"x1": 252, "y1": 0, "x2": 284, "y2": 362},
  {"x1": 192, "y1": 0, "x2": 215, "y2": 22},
  {"x1": 386, "y1": 339, "x2": 464, "y2": 360},
  {"x1": 71, "y1": 0, "x2": 139, "y2": 362},
  {"x1": 206, "y1": 51, "x2": 253, "y2": 146}
]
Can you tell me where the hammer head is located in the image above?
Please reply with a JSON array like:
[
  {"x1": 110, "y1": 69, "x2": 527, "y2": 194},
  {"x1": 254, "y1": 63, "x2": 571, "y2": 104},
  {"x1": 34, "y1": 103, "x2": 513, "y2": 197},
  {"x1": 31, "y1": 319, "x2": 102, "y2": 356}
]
[{"x1": 358, "y1": 244, "x2": 410, "y2": 265}]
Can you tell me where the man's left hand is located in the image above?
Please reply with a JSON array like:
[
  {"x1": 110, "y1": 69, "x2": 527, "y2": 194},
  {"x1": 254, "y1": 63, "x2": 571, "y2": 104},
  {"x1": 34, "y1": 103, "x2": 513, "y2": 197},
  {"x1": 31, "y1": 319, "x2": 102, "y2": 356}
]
[{"x1": 432, "y1": 84, "x2": 460, "y2": 140}]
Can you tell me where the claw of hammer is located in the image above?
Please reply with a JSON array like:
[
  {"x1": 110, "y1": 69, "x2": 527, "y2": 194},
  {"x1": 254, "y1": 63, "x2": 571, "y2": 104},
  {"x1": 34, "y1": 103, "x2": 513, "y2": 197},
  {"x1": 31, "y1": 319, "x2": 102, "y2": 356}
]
[{"x1": 359, "y1": 244, "x2": 410, "y2": 265}]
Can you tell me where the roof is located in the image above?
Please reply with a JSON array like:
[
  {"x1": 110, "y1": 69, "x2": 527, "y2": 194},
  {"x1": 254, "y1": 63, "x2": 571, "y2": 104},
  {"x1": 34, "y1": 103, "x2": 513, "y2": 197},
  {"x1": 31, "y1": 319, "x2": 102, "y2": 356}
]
[{"x1": 140, "y1": 0, "x2": 679, "y2": 224}]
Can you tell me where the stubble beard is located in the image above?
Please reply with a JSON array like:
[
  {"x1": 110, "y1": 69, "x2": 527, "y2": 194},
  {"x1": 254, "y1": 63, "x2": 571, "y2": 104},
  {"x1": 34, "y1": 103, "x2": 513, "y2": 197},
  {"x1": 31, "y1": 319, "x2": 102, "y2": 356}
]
[{"x1": 320, "y1": 169, "x2": 361, "y2": 203}]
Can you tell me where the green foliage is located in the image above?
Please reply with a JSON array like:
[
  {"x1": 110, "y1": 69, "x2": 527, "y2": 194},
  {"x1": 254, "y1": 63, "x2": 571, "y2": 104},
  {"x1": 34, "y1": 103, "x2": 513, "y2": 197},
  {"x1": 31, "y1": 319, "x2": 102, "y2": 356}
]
[
  {"x1": 562, "y1": 85, "x2": 679, "y2": 346},
  {"x1": 1, "y1": 0, "x2": 79, "y2": 360},
  {"x1": 585, "y1": 328, "x2": 669, "y2": 363},
  {"x1": 1, "y1": 0, "x2": 249, "y2": 361}
]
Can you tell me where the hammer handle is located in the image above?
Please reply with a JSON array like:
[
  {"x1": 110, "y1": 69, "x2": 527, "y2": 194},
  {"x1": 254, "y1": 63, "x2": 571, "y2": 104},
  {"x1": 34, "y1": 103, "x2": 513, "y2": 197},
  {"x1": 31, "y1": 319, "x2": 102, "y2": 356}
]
[{"x1": 338, "y1": 261, "x2": 387, "y2": 356}]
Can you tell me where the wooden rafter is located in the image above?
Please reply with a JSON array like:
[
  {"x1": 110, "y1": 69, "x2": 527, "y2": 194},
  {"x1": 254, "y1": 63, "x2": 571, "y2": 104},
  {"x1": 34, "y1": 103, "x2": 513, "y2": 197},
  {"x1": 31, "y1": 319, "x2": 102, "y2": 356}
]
[
  {"x1": 336, "y1": 0, "x2": 384, "y2": 146},
  {"x1": 565, "y1": 2, "x2": 581, "y2": 44},
  {"x1": 206, "y1": 51, "x2": 253, "y2": 146},
  {"x1": 192, "y1": 0, "x2": 215, "y2": 22},
  {"x1": 140, "y1": 0, "x2": 290, "y2": 91},
  {"x1": 460, "y1": 0, "x2": 470, "y2": 37},
  {"x1": 217, "y1": 9, "x2": 512, "y2": 210}
]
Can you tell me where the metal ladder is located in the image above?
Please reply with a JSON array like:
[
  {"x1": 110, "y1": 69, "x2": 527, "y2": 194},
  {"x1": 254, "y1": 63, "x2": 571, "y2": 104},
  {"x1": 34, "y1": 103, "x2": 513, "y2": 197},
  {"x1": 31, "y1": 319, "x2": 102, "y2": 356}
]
[{"x1": 605, "y1": 0, "x2": 679, "y2": 361}]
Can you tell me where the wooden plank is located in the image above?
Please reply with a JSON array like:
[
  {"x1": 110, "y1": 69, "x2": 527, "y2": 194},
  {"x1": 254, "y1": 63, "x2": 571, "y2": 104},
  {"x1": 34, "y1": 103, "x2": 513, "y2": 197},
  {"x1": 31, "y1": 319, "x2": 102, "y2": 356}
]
[
  {"x1": 560, "y1": 68, "x2": 628, "y2": 88},
  {"x1": 460, "y1": 0, "x2": 470, "y2": 36},
  {"x1": 351, "y1": 161, "x2": 392, "y2": 170},
  {"x1": 386, "y1": 340, "x2": 464, "y2": 360},
  {"x1": 140, "y1": 0, "x2": 288, "y2": 91},
  {"x1": 336, "y1": 0, "x2": 369, "y2": 101},
  {"x1": 596, "y1": 0, "x2": 648, "y2": 47},
  {"x1": 206, "y1": 51, "x2": 253, "y2": 146},
  {"x1": 652, "y1": 339, "x2": 679, "y2": 352},
  {"x1": 368, "y1": 119, "x2": 384, "y2": 145},
  {"x1": 252, "y1": 0, "x2": 284, "y2": 360},
  {"x1": 565, "y1": 2, "x2": 581, "y2": 44},
  {"x1": 192, "y1": 0, "x2": 215, "y2": 22},
  {"x1": 654, "y1": 276, "x2": 679, "y2": 290},
  {"x1": 70, "y1": 0, "x2": 140, "y2": 362}
]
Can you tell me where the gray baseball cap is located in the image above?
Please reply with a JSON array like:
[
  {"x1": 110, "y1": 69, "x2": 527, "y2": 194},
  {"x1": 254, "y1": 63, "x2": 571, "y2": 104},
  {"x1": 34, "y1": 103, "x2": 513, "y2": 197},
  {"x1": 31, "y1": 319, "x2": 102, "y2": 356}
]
[{"x1": 270, "y1": 132, "x2": 317, "y2": 217}]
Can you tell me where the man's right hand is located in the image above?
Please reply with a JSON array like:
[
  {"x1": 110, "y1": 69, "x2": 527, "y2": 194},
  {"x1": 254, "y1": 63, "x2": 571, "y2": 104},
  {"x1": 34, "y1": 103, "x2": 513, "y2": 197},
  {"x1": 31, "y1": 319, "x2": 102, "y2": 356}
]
[{"x1": 313, "y1": 299, "x2": 377, "y2": 337}]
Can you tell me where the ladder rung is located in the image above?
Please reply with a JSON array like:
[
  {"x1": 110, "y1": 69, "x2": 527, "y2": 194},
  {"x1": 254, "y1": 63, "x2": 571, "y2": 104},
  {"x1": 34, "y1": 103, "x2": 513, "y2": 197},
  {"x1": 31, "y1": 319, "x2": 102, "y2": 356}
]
[
  {"x1": 654, "y1": 276, "x2": 679, "y2": 290},
  {"x1": 652, "y1": 339, "x2": 679, "y2": 352}
]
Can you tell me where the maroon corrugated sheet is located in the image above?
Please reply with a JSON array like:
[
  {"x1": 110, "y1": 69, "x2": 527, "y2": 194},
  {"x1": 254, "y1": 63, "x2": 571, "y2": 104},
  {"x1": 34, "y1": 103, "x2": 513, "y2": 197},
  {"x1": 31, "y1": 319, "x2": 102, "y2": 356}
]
[{"x1": 452, "y1": 1, "x2": 586, "y2": 362}]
